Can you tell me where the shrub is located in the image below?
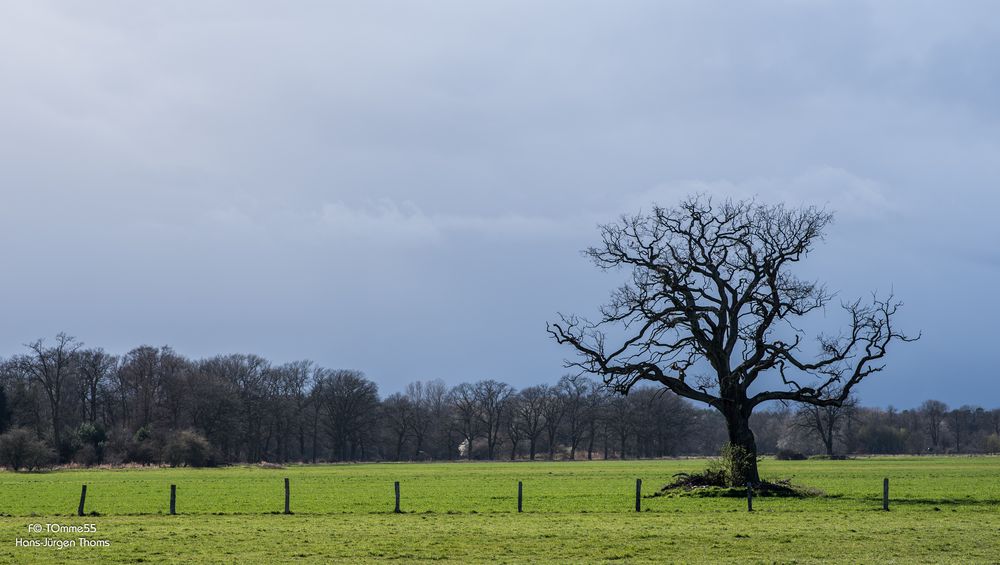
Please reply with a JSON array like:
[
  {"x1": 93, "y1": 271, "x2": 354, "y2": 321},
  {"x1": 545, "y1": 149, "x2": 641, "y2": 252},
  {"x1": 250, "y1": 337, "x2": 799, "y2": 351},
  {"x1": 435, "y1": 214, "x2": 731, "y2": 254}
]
[
  {"x1": 982, "y1": 434, "x2": 1000, "y2": 454},
  {"x1": 74, "y1": 444, "x2": 99, "y2": 466},
  {"x1": 0, "y1": 428, "x2": 56, "y2": 471},
  {"x1": 721, "y1": 442, "x2": 758, "y2": 485},
  {"x1": 163, "y1": 430, "x2": 215, "y2": 467},
  {"x1": 77, "y1": 423, "x2": 107, "y2": 465},
  {"x1": 127, "y1": 426, "x2": 158, "y2": 464},
  {"x1": 775, "y1": 449, "x2": 807, "y2": 461}
]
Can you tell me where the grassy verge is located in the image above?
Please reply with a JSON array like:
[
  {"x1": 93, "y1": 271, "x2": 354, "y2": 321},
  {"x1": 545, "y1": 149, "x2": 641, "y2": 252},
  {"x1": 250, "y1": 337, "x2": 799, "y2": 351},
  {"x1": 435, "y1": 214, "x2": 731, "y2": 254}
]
[{"x1": 1, "y1": 457, "x2": 998, "y2": 562}]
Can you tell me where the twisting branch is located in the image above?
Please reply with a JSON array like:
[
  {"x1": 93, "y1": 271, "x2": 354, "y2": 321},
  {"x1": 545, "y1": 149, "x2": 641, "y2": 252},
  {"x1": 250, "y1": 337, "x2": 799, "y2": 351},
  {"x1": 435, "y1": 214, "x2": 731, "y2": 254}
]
[{"x1": 548, "y1": 194, "x2": 916, "y2": 413}]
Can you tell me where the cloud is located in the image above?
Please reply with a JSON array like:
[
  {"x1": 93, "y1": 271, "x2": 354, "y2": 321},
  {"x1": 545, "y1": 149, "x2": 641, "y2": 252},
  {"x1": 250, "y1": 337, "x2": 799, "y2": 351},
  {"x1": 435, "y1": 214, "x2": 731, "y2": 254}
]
[
  {"x1": 635, "y1": 167, "x2": 897, "y2": 222},
  {"x1": 195, "y1": 197, "x2": 591, "y2": 250},
  {"x1": 310, "y1": 199, "x2": 589, "y2": 244},
  {"x1": 194, "y1": 167, "x2": 897, "y2": 249}
]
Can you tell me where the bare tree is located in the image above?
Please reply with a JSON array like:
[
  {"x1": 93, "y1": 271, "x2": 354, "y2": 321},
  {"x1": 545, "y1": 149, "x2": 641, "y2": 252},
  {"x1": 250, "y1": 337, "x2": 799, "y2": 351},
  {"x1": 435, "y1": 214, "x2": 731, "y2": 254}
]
[
  {"x1": 922, "y1": 399, "x2": 947, "y2": 451},
  {"x1": 473, "y1": 380, "x2": 514, "y2": 460},
  {"x1": 282, "y1": 360, "x2": 314, "y2": 461},
  {"x1": 549, "y1": 196, "x2": 916, "y2": 484},
  {"x1": 405, "y1": 380, "x2": 445, "y2": 459},
  {"x1": 541, "y1": 385, "x2": 565, "y2": 460},
  {"x1": 448, "y1": 383, "x2": 479, "y2": 459},
  {"x1": 77, "y1": 348, "x2": 116, "y2": 425},
  {"x1": 265, "y1": 361, "x2": 313, "y2": 461},
  {"x1": 317, "y1": 370, "x2": 379, "y2": 461},
  {"x1": 382, "y1": 393, "x2": 413, "y2": 460},
  {"x1": 606, "y1": 395, "x2": 634, "y2": 459},
  {"x1": 422, "y1": 380, "x2": 452, "y2": 460},
  {"x1": 20, "y1": 333, "x2": 82, "y2": 459},
  {"x1": 503, "y1": 395, "x2": 524, "y2": 460},
  {"x1": 584, "y1": 382, "x2": 607, "y2": 460},
  {"x1": 949, "y1": 406, "x2": 976, "y2": 453},
  {"x1": 515, "y1": 385, "x2": 547, "y2": 460},
  {"x1": 794, "y1": 392, "x2": 858, "y2": 457},
  {"x1": 558, "y1": 375, "x2": 591, "y2": 460}
]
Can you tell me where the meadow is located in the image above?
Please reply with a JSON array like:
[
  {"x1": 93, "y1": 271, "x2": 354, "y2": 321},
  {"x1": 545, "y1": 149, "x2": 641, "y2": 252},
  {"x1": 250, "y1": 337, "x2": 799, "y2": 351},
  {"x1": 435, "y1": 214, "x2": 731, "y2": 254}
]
[{"x1": 1, "y1": 457, "x2": 999, "y2": 563}]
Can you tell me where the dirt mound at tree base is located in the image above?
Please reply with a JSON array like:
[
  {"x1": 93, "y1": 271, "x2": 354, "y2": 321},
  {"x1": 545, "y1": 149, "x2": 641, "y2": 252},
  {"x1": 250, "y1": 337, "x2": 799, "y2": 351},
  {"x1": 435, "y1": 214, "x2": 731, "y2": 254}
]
[{"x1": 648, "y1": 472, "x2": 826, "y2": 498}]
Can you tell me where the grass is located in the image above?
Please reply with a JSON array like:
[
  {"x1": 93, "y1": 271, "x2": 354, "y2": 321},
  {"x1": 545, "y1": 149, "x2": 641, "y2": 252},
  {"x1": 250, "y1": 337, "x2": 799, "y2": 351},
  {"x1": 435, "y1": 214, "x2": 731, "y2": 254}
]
[{"x1": 1, "y1": 457, "x2": 999, "y2": 562}]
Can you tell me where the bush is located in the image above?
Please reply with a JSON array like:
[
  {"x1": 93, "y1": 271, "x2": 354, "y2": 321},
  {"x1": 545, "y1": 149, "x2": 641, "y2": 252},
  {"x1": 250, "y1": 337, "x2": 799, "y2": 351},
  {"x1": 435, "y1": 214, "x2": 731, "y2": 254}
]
[
  {"x1": 775, "y1": 449, "x2": 807, "y2": 461},
  {"x1": 74, "y1": 444, "x2": 99, "y2": 466},
  {"x1": 721, "y1": 442, "x2": 758, "y2": 485},
  {"x1": 127, "y1": 426, "x2": 158, "y2": 464},
  {"x1": 982, "y1": 434, "x2": 1000, "y2": 454},
  {"x1": 77, "y1": 423, "x2": 107, "y2": 465},
  {"x1": 0, "y1": 428, "x2": 56, "y2": 471},
  {"x1": 163, "y1": 430, "x2": 215, "y2": 467}
]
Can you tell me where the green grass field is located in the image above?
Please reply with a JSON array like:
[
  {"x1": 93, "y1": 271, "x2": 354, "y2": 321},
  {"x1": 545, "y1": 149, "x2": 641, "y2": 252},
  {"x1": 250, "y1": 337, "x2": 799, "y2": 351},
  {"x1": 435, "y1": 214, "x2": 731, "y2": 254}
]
[{"x1": 1, "y1": 457, "x2": 999, "y2": 563}]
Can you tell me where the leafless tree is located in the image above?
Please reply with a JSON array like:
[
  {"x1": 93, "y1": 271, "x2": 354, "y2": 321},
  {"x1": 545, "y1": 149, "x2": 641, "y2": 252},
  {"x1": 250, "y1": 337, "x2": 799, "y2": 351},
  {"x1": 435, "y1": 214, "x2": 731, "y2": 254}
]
[
  {"x1": 317, "y1": 369, "x2": 379, "y2": 461},
  {"x1": 422, "y1": 379, "x2": 452, "y2": 459},
  {"x1": 549, "y1": 196, "x2": 916, "y2": 484},
  {"x1": 794, "y1": 392, "x2": 858, "y2": 457},
  {"x1": 405, "y1": 379, "x2": 445, "y2": 459},
  {"x1": 280, "y1": 360, "x2": 314, "y2": 461},
  {"x1": 606, "y1": 395, "x2": 634, "y2": 459},
  {"x1": 76, "y1": 348, "x2": 116, "y2": 425},
  {"x1": 382, "y1": 393, "x2": 413, "y2": 460},
  {"x1": 584, "y1": 382, "x2": 607, "y2": 460},
  {"x1": 515, "y1": 385, "x2": 547, "y2": 460},
  {"x1": 503, "y1": 395, "x2": 524, "y2": 460},
  {"x1": 473, "y1": 380, "x2": 514, "y2": 460},
  {"x1": 541, "y1": 385, "x2": 565, "y2": 459},
  {"x1": 949, "y1": 406, "x2": 977, "y2": 453},
  {"x1": 20, "y1": 333, "x2": 82, "y2": 459},
  {"x1": 922, "y1": 399, "x2": 947, "y2": 451},
  {"x1": 448, "y1": 383, "x2": 479, "y2": 459},
  {"x1": 265, "y1": 361, "x2": 313, "y2": 461},
  {"x1": 558, "y1": 375, "x2": 592, "y2": 460}
]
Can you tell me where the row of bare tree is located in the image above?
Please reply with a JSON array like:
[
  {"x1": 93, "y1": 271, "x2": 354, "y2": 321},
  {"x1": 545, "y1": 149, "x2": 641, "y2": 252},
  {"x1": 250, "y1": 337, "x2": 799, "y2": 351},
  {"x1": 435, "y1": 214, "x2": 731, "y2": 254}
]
[{"x1": 0, "y1": 334, "x2": 993, "y2": 466}]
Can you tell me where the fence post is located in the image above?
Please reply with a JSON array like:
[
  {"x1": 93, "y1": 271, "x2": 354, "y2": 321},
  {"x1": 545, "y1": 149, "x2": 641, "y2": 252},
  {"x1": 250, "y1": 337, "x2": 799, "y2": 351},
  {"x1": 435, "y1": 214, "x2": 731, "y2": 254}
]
[
  {"x1": 284, "y1": 478, "x2": 291, "y2": 514},
  {"x1": 635, "y1": 478, "x2": 642, "y2": 512},
  {"x1": 883, "y1": 478, "x2": 889, "y2": 511},
  {"x1": 170, "y1": 484, "x2": 176, "y2": 515},
  {"x1": 746, "y1": 482, "x2": 753, "y2": 512},
  {"x1": 518, "y1": 481, "x2": 523, "y2": 513},
  {"x1": 77, "y1": 485, "x2": 87, "y2": 516},
  {"x1": 394, "y1": 481, "x2": 401, "y2": 513}
]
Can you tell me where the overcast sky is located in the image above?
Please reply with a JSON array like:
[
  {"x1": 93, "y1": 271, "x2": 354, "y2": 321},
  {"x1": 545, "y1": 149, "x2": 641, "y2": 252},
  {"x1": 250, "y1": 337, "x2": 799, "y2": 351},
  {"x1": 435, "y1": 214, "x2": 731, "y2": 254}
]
[{"x1": 1, "y1": 1, "x2": 997, "y2": 408}]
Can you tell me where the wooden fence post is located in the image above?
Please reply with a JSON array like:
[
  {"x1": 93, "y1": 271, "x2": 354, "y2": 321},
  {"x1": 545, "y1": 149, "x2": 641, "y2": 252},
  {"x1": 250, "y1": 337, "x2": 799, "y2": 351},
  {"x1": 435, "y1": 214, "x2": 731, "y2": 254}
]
[
  {"x1": 518, "y1": 481, "x2": 523, "y2": 513},
  {"x1": 635, "y1": 479, "x2": 642, "y2": 512},
  {"x1": 394, "y1": 481, "x2": 401, "y2": 513},
  {"x1": 883, "y1": 478, "x2": 889, "y2": 511},
  {"x1": 77, "y1": 485, "x2": 87, "y2": 516},
  {"x1": 170, "y1": 484, "x2": 176, "y2": 515},
  {"x1": 746, "y1": 482, "x2": 753, "y2": 512},
  {"x1": 284, "y1": 478, "x2": 291, "y2": 514}
]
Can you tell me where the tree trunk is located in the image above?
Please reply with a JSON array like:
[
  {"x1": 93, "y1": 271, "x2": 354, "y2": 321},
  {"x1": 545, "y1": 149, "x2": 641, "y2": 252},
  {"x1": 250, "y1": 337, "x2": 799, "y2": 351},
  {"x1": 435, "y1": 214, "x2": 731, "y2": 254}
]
[
  {"x1": 723, "y1": 405, "x2": 760, "y2": 485},
  {"x1": 823, "y1": 428, "x2": 835, "y2": 457},
  {"x1": 89, "y1": 382, "x2": 98, "y2": 424}
]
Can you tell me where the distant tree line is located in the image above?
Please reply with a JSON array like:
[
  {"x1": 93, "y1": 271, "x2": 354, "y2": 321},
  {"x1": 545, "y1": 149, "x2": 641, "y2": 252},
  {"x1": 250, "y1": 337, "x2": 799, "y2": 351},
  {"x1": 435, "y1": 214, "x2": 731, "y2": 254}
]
[{"x1": 0, "y1": 334, "x2": 995, "y2": 469}]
